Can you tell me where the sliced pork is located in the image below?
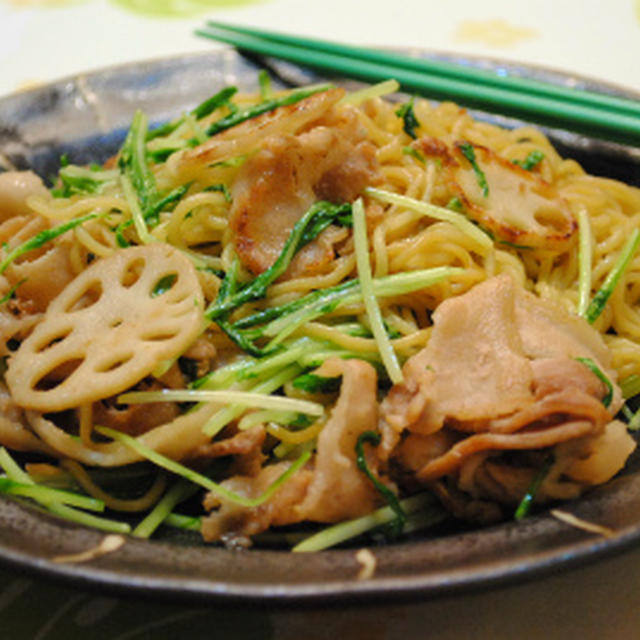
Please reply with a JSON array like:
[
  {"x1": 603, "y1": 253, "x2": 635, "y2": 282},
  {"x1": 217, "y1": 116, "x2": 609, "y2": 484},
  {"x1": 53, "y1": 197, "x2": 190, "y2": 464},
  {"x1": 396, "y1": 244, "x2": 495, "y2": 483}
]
[
  {"x1": 201, "y1": 357, "x2": 382, "y2": 542},
  {"x1": 229, "y1": 107, "x2": 379, "y2": 276},
  {"x1": 381, "y1": 275, "x2": 634, "y2": 507}
]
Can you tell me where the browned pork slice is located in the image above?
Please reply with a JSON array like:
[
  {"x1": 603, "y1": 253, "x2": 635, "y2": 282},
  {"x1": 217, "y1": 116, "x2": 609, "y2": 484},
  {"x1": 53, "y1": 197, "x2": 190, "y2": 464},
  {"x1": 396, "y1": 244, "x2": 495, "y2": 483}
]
[
  {"x1": 440, "y1": 415, "x2": 637, "y2": 514},
  {"x1": 383, "y1": 275, "x2": 535, "y2": 438},
  {"x1": 229, "y1": 108, "x2": 379, "y2": 276},
  {"x1": 93, "y1": 379, "x2": 182, "y2": 437},
  {"x1": 192, "y1": 424, "x2": 266, "y2": 478},
  {"x1": 295, "y1": 358, "x2": 382, "y2": 521},
  {"x1": 381, "y1": 275, "x2": 634, "y2": 501},
  {"x1": 201, "y1": 358, "x2": 382, "y2": 544},
  {"x1": 201, "y1": 463, "x2": 312, "y2": 544}
]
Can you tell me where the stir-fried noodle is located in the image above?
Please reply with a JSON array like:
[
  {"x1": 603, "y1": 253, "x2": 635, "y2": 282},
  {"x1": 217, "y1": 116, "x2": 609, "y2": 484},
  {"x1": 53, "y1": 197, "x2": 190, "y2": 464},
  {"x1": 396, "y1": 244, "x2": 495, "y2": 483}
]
[{"x1": 0, "y1": 78, "x2": 638, "y2": 548}]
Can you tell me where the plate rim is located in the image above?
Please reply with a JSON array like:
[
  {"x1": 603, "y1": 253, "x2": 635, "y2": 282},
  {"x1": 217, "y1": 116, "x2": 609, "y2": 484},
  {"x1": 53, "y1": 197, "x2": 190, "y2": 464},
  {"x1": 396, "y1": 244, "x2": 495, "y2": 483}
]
[{"x1": 1, "y1": 48, "x2": 640, "y2": 605}]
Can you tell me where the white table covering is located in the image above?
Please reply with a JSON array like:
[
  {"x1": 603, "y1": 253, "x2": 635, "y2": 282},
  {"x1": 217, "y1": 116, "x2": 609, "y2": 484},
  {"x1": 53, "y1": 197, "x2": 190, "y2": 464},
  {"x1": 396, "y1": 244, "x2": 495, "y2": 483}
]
[{"x1": 1, "y1": 0, "x2": 639, "y2": 98}]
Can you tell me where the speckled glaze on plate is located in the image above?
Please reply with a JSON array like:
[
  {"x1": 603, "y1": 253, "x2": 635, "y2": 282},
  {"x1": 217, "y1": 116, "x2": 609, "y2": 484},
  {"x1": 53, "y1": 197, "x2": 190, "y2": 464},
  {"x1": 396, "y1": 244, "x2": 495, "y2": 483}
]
[{"x1": 1, "y1": 50, "x2": 640, "y2": 605}]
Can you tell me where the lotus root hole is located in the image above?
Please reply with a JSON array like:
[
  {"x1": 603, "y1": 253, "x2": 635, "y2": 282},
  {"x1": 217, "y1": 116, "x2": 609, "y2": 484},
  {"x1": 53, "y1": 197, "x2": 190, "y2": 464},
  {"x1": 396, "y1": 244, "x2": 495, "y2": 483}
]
[
  {"x1": 93, "y1": 353, "x2": 134, "y2": 374},
  {"x1": 120, "y1": 258, "x2": 146, "y2": 288},
  {"x1": 141, "y1": 329, "x2": 180, "y2": 342},
  {"x1": 64, "y1": 280, "x2": 104, "y2": 313},
  {"x1": 34, "y1": 328, "x2": 73, "y2": 354},
  {"x1": 33, "y1": 358, "x2": 84, "y2": 391},
  {"x1": 150, "y1": 273, "x2": 178, "y2": 298}
]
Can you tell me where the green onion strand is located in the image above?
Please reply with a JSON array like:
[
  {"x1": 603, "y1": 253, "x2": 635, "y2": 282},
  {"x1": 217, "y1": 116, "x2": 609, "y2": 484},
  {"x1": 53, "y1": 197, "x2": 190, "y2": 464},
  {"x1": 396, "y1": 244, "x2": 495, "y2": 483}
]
[
  {"x1": 96, "y1": 425, "x2": 310, "y2": 508},
  {"x1": 514, "y1": 455, "x2": 554, "y2": 520},
  {"x1": 575, "y1": 357, "x2": 614, "y2": 408},
  {"x1": 355, "y1": 431, "x2": 406, "y2": 537},
  {"x1": 585, "y1": 228, "x2": 640, "y2": 324}
]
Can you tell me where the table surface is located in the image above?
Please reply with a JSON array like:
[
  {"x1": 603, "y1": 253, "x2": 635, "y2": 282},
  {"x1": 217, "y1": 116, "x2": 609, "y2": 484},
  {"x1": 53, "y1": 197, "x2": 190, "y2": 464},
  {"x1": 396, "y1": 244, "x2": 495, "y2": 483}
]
[
  {"x1": 2, "y1": 0, "x2": 640, "y2": 97},
  {"x1": 1, "y1": 1, "x2": 640, "y2": 638},
  {"x1": 3, "y1": 543, "x2": 640, "y2": 639}
]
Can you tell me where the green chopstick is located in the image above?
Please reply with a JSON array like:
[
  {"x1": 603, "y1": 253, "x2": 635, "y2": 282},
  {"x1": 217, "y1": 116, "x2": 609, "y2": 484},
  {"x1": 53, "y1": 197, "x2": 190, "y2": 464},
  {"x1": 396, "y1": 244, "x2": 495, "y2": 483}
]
[
  {"x1": 203, "y1": 22, "x2": 640, "y2": 118},
  {"x1": 196, "y1": 23, "x2": 640, "y2": 146}
]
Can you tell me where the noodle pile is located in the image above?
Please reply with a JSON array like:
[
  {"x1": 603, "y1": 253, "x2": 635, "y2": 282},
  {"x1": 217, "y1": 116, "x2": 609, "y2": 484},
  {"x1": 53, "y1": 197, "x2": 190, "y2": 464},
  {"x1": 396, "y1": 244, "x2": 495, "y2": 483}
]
[{"x1": 0, "y1": 76, "x2": 638, "y2": 548}]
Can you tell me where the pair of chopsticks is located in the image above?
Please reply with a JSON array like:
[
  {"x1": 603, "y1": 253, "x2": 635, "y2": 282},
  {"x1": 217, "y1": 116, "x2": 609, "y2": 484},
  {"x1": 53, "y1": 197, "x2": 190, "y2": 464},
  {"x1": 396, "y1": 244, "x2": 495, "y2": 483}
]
[{"x1": 196, "y1": 22, "x2": 640, "y2": 147}]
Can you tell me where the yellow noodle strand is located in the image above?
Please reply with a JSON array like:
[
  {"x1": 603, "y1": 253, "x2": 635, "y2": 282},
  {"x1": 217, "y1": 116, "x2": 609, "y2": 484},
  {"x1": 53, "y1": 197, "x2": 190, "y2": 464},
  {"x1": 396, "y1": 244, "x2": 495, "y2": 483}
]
[{"x1": 61, "y1": 459, "x2": 168, "y2": 512}]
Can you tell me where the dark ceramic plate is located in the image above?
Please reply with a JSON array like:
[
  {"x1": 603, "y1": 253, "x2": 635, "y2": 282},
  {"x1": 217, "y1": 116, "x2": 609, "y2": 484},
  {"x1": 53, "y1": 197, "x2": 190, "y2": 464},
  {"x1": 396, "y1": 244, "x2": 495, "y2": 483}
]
[{"x1": 1, "y1": 50, "x2": 640, "y2": 605}]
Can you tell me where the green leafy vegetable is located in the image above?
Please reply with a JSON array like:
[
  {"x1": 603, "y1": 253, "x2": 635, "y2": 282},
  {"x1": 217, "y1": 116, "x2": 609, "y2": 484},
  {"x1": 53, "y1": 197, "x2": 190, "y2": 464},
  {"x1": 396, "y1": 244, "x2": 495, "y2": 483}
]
[
  {"x1": 576, "y1": 207, "x2": 593, "y2": 317},
  {"x1": 234, "y1": 338, "x2": 319, "y2": 381},
  {"x1": 109, "y1": 178, "x2": 190, "y2": 246},
  {"x1": 0, "y1": 448, "x2": 130, "y2": 534},
  {"x1": 146, "y1": 146, "x2": 182, "y2": 164},
  {"x1": 147, "y1": 86, "x2": 238, "y2": 141},
  {"x1": 575, "y1": 357, "x2": 613, "y2": 408},
  {"x1": 352, "y1": 197, "x2": 402, "y2": 383},
  {"x1": 120, "y1": 174, "x2": 153, "y2": 244},
  {"x1": 151, "y1": 274, "x2": 177, "y2": 297},
  {"x1": 205, "y1": 84, "x2": 331, "y2": 137},
  {"x1": 355, "y1": 431, "x2": 405, "y2": 537},
  {"x1": 234, "y1": 267, "x2": 461, "y2": 356},
  {"x1": 200, "y1": 365, "x2": 302, "y2": 438},
  {"x1": 119, "y1": 111, "x2": 158, "y2": 209},
  {"x1": 164, "y1": 512, "x2": 202, "y2": 532},
  {"x1": 0, "y1": 212, "x2": 98, "y2": 275},
  {"x1": 203, "y1": 183, "x2": 232, "y2": 202},
  {"x1": 340, "y1": 79, "x2": 399, "y2": 107},
  {"x1": 207, "y1": 257, "x2": 270, "y2": 355},
  {"x1": 293, "y1": 373, "x2": 341, "y2": 393},
  {"x1": 334, "y1": 320, "x2": 400, "y2": 340},
  {"x1": 446, "y1": 196, "x2": 465, "y2": 212},
  {"x1": 206, "y1": 257, "x2": 268, "y2": 355},
  {"x1": 620, "y1": 374, "x2": 640, "y2": 400},
  {"x1": 0, "y1": 476, "x2": 105, "y2": 511},
  {"x1": 52, "y1": 165, "x2": 119, "y2": 198},
  {"x1": 458, "y1": 142, "x2": 489, "y2": 197},
  {"x1": 118, "y1": 388, "x2": 323, "y2": 419},
  {"x1": 365, "y1": 187, "x2": 492, "y2": 252},
  {"x1": 143, "y1": 182, "x2": 191, "y2": 226},
  {"x1": 585, "y1": 228, "x2": 640, "y2": 324},
  {"x1": 205, "y1": 201, "x2": 352, "y2": 322},
  {"x1": 0, "y1": 278, "x2": 27, "y2": 306},
  {"x1": 402, "y1": 146, "x2": 425, "y2": 163},
  {"x1": 292, "y1": 492, "x2": 443, "y2": 552},
  {"x1": 114, "y1": 219, "x2": 133, "y2": 248},
  {"x1": 625, "y1": 406, "x2": 640, "y2": 431},
  {"x1": 191, "y1": 86, "x2": 238, "y2": 121},
  {"x1": 232, "y1": 277, "x2": 358, "y2": 330},
  {"x1": 96, "y1": 425, "x2": 310, "y2": 508},
  {"x1": 132, "y1": 480, "x2": 195, "y2": 538},
  {"x1": 513, "y1": 150, "x2": 545, "y2": 171},
  {"x1": 514, "y1": 454, "x2": 554, "y2": 520},
  {"x1": 258, "y1": 69, "x2": 272, "y2": 101},
  {"x1": 238, "y1": 409, "x2": 313, "y2": 432},
  {"x1": 395, "y1": 97, "x2": 420, "y2": 139},
  {"x1": 192, "y1": 337, "x2": 318, "y2": 390}
]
